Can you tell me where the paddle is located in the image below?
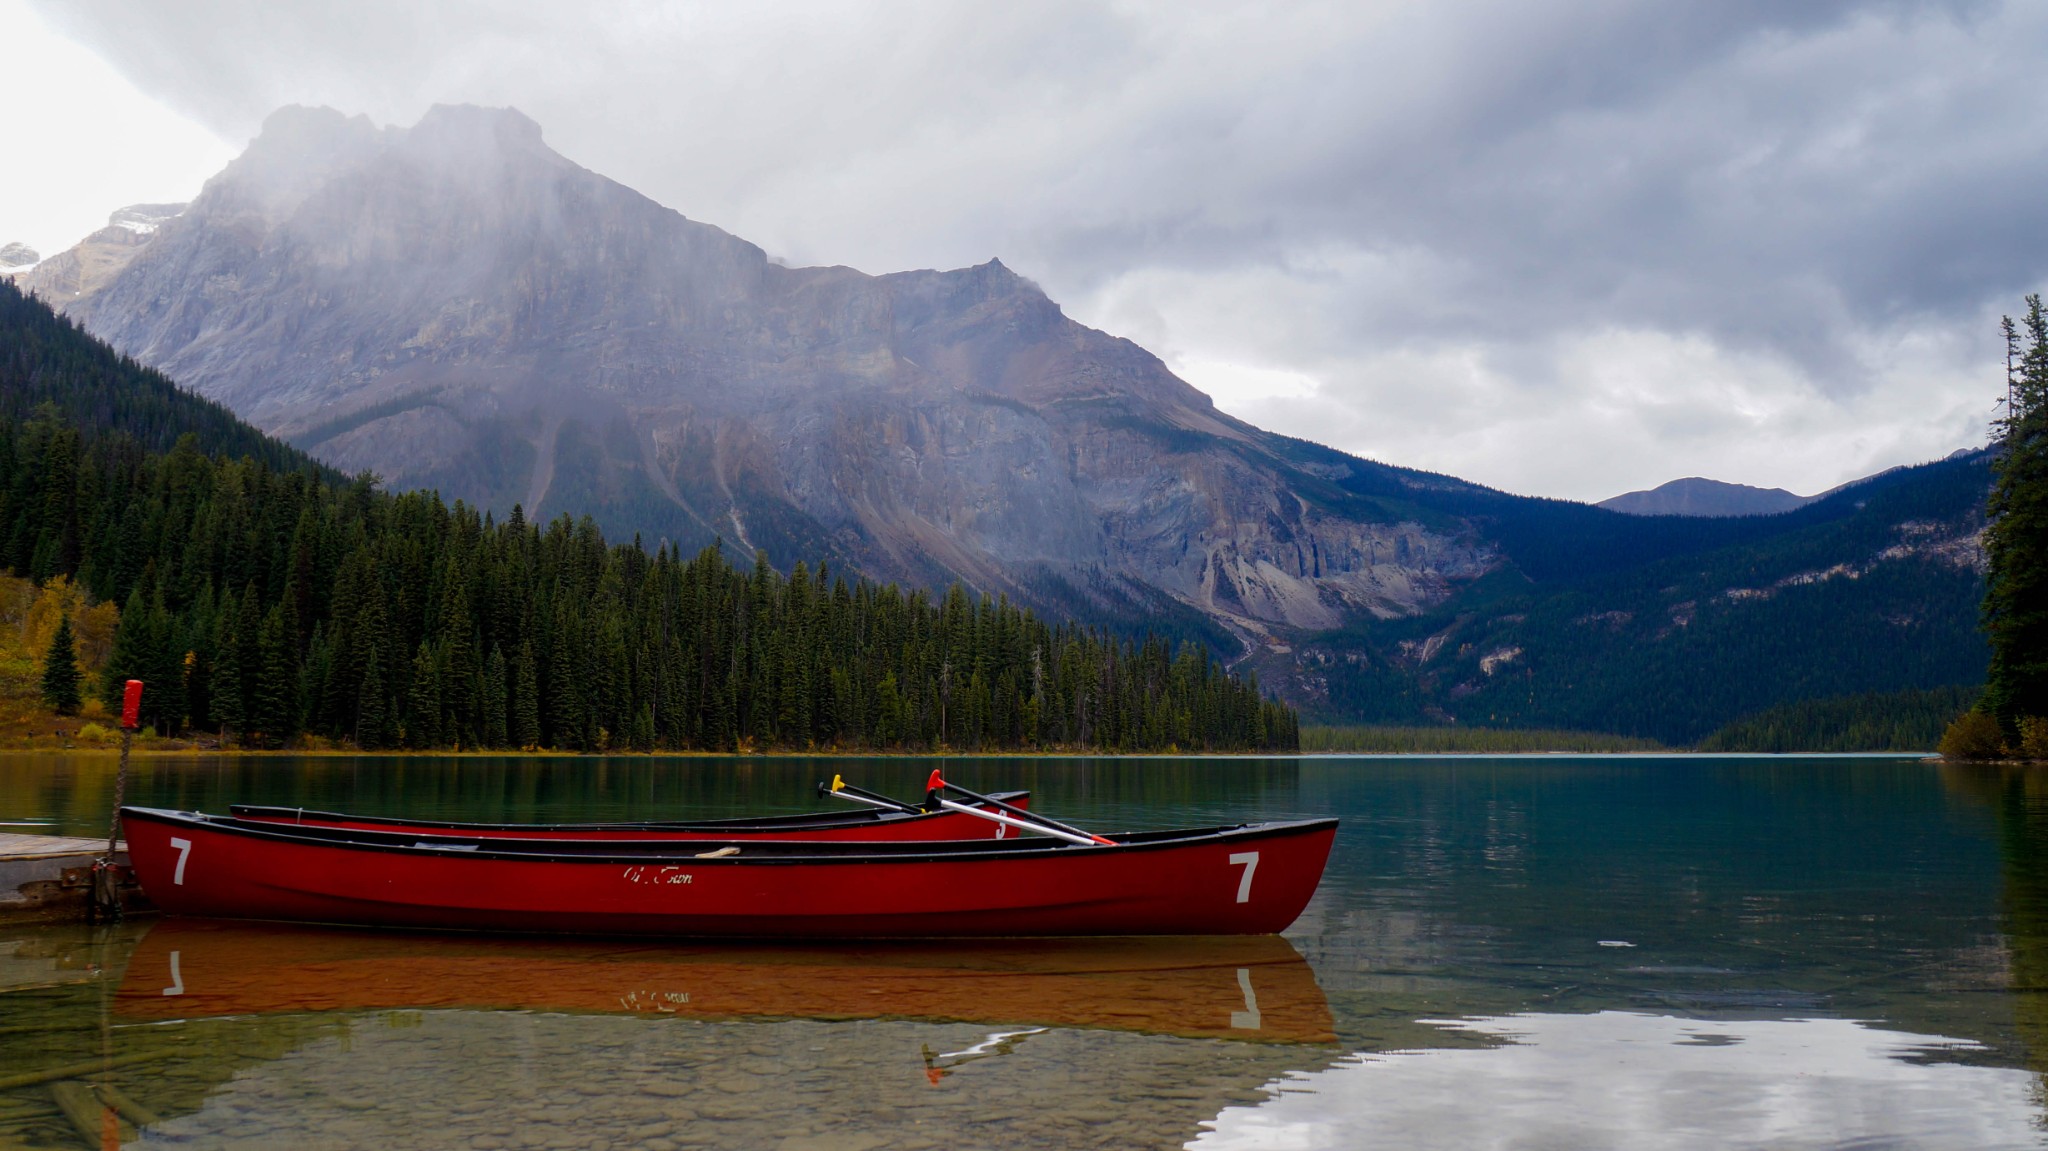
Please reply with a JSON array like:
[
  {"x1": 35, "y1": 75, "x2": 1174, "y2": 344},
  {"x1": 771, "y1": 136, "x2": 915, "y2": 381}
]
[
  {"x1": 816, "y1": 775, "x2": 921, "y2": 814},
  {"x1": 925, "y1": 771, "x2": 1116, "y2": 846}
]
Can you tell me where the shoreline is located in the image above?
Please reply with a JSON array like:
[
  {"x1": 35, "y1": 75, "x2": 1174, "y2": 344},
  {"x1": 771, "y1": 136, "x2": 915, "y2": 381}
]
[
  {"x1": 0, "y1": 744, "x2": 1307, "y2": 759},
  {"x1": 0, "y1": 737, "x2": 1941, "y2": 757}
]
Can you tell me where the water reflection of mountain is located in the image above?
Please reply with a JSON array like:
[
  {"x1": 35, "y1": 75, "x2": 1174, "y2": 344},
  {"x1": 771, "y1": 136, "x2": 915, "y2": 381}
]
[{"x1": 3, "y1": 921, "x2": 1342, "y2": 1150}]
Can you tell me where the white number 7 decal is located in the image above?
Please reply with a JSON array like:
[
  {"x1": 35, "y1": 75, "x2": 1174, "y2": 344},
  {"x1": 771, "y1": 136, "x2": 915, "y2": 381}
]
[
  {"x1": 169, "y1": 837, "x2": 192, "y2": 885},
  {"x1": 1229, "y1": 851, "x2": 1259, "y2": 903}
]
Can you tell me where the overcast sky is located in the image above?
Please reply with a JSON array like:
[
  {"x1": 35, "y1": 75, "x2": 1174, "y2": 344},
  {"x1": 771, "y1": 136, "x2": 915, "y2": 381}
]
[{"x1": 3, "y1": 0, "x2": 2042, "y2": 502}]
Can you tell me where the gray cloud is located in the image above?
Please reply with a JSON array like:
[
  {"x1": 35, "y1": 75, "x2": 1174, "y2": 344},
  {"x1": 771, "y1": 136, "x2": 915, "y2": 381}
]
[{"x1": 27, "y1": 0, "x2": 2048, "y2": 498}]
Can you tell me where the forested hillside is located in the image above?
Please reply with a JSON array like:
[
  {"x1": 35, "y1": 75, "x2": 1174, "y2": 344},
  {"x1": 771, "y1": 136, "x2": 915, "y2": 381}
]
[
  {"x1": 1699, "y1": 686, "x2": 1977, "y2": 752},
  {"x1": 1268, "y1": 447, "x2": 1990, "y2": 744},
  {"x1": 0, "y1": 282, "x2": 318, "y2": 473},
  {"x1": 0, "y1": 280, "x2": 1296, "y2": 752}
]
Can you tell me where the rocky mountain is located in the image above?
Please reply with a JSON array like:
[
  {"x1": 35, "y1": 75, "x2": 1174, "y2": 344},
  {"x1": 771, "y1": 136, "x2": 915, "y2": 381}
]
[
  {"x1": 1599, "y1": 477, "x2": 1817, "y2": 517},
  {"x1": 0, "y1": 242, "x2": 38, "y2": 272},
  {"x1": 25, "y1": 104, "x2": 1991, "y2": 737},
  {"x1": 33, "y1": 104, "x2": 1501, "y2": 645}
]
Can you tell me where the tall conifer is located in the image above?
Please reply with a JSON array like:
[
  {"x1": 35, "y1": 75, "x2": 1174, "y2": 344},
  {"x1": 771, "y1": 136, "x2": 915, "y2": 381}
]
[
  {"x1": 357, "y1": 648, "x2": 386, "y2": 750},
  {"x1": 40, "y1": 614, "x2": 81, "y2": 715},
  {"x1": 407, "y1": 641, "x2": 442, "y2": 748},
  {"x1": 1985, "y1": 294, "x2": 2048, "y2": 733},
  {"x1": 513, "y1": 640, "x2": 542, "y2": 751},
  {"x1": 210, "y1": 589, "x2": 244, "y2": 741},
  {"x1": 249, "y1": 603, "x2": 298, "y2": 747},
  {"x1": 482, "y1": 644, "x2": 509, "y2": 748}
]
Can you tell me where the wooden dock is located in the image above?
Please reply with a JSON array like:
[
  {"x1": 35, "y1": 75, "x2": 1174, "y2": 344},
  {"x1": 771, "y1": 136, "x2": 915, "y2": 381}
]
[{"x1": 0, "y1": 834, "x2": 149, "y2": 922}]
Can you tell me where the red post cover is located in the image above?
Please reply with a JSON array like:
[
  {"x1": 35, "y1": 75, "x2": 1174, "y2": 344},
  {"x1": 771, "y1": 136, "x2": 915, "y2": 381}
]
[{"x1": 121, "y1": 680, "x2": 143, "y2": 730}]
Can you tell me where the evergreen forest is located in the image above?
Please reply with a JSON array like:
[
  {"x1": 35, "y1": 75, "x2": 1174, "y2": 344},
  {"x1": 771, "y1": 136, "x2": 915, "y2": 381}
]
[
  {"x1": 1698, "y1": 685, "x2": 1979, "y2": 753},
  {"x1": 1982, "y1": 296, "x2": 2048, "y2": 732},
  {"x1": 0, "y1": 281, "x2": 1297, "y2": 753}
]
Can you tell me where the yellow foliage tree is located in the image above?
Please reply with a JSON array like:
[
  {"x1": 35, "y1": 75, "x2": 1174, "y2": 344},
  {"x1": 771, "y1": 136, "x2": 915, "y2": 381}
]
[
  {"x1": 2022, "y1": 716, "x2": 2048, "y2": 760},
  {"x1": 20, "y1": 575, "x2": 120, "y2": 676},
  {"x1": 73, "y1": 601, "x2": 119, "y2": 670}
]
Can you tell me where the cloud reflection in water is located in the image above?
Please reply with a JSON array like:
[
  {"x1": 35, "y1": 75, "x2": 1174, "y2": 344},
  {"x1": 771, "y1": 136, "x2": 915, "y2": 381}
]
[{"x1": 1194, "y1": 1011, "x2": 2043, "y2": 1151}]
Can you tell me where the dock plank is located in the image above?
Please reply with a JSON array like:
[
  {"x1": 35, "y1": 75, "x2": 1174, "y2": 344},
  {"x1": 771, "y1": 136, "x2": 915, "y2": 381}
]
[{"x1": 0, "y1": 834, "x2": 118, "y2": 861}]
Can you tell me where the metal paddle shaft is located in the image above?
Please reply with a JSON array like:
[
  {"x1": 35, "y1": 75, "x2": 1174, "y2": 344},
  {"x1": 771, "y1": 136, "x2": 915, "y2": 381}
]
[
  {"x1": 937, "y1": 780, "x2": 1114, "y2": 845},
  {"x1": 932, "y1": 798, "x2": 1101, "y2": 846}
]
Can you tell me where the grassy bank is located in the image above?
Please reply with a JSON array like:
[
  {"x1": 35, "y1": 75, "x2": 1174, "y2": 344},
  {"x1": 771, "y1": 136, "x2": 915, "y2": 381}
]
[{"x1": 1301, "y1": 725, "x2": 1665, "y2": 754}]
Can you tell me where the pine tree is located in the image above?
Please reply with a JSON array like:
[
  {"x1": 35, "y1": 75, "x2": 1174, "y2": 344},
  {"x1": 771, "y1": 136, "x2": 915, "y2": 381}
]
[
  {"x1": 407, "y1": 640, "x2": 442, "y2": 748},
  {"x1": 143, "y1": 589, "x2": 185, "y2": 734},
  {"x1": 248, "y1": 602, "x2": 298, "y2": 748},
  {"x1": 357, "y1": 647, "x2": 387, "y2": 750},
  {"x1": 513, "y1": 640, "x2": 542, "y2": 750},
  {"x1": 545, "y1": 605, "x2": 583, "y2": 750},
  {"x1": 209, "y1": 589, "x2": 244, "y2": 742},
  {"x1": 39, "y1": 613, "x2": 81, "y2": 715},
  {"x1": 438, "y1": 562, "x2": 480, "y2": 746},
  {"x1": 101, "y1": 587, "x2": 153, "y2": 714},
  {"x1": 482, "y1": 644, "x2": 509, "y2": 748},
  {"x1": 232, "y1": 587, "x2": 263, "y2": 738}
]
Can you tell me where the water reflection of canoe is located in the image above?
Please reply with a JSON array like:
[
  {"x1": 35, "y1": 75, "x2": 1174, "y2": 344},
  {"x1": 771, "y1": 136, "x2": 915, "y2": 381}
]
[
  {"x1": 120, "y1": 807, "x2": 1338, "y2": 937},
  {"x1": 115, "y1": 920, "x2": 1337, "y2": 1044},
  {"x1": 227, "y1": 791, "x2": 1031, "y2": 841}
]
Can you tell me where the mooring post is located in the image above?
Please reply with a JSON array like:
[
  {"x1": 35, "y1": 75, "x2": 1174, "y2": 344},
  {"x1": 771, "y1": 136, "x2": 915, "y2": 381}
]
[{"x1": 92, "y1": 679, "x2": 142, "y2": 921}]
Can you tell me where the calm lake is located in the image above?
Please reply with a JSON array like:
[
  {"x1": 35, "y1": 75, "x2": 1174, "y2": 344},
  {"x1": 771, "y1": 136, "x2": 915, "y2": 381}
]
[{"x1": 3, "y1": 753, "x2": 2046, "y2": 1149}]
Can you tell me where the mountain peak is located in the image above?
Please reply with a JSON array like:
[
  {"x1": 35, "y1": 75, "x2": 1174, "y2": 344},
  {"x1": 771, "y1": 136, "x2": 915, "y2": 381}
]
[
  {"x1": 1599, "y1": 477, "x2": 1815, "y2": 518},
  {"x1": 412, "y1": 103, "x2": 546, "y2": 149},
  {"x1": 252, "y1": 104, "x2": 379, "y2": 151}
]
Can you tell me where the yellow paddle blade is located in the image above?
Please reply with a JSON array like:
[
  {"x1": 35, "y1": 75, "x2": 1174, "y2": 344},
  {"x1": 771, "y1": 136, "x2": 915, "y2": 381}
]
[{"x1": 830, "y1": 774, "x2": 846, "y2": 792}]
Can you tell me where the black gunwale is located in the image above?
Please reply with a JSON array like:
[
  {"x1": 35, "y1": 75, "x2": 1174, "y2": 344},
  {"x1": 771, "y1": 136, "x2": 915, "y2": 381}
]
[
  {"x1": 225, "y1": 791, "x2": 1031, "y2": 835},
  {"x1": 122, "y1": 806, "x2": 1339, "y2": 868}
]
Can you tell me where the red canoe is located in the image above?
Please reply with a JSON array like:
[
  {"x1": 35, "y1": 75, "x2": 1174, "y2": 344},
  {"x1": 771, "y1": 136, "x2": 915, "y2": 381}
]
[
  {"x1": 226, "y1": 791, "x2": 1030, "y2": 842},
  {"x1": 120, "y1": 806, "x2": 1338, "y2": 938}
]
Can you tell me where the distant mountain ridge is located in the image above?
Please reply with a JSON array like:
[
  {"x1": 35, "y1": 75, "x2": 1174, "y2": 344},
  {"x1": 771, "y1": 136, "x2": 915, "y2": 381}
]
[
  {"x1": 1599, "y1": 477, "x2": 1817, "y2": 517},
  {"x1": 20, "y1": 103, "x2": 1993, "y2": 740},
  {"x1": 13, "y1": 204, "x2": 182, "y2": 303}
]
